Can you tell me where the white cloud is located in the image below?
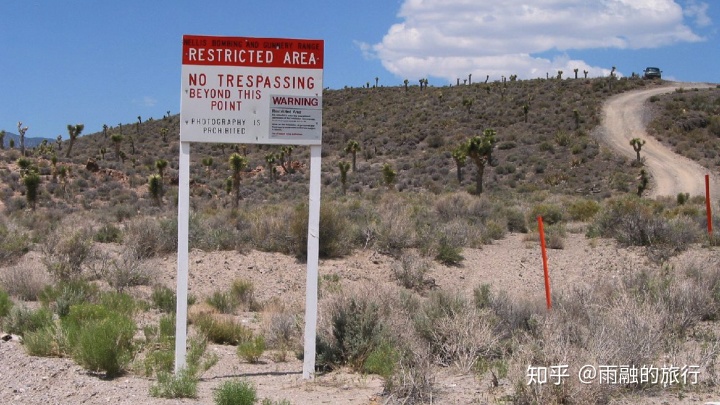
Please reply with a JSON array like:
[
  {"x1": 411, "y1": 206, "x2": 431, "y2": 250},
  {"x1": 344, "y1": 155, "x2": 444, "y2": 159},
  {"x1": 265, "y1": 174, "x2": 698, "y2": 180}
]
[
  {"x1": 367, "y1": 0, "x2": 706, "y2": 82},
  {"x1": 133, "y1": 96, "x2": 158, "y2": 108}
]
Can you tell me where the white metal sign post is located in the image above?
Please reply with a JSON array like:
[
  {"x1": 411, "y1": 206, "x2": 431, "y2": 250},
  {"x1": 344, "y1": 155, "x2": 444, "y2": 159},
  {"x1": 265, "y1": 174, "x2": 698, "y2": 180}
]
[{"x1": 177, "y1": 35, "x2": 324, "y2": 379}]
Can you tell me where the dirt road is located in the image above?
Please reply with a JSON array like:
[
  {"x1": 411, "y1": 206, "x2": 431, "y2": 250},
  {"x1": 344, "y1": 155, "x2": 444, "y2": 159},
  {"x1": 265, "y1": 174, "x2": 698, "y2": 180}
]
[{"x1": 601, "y1": 82, "x2": 719, "y2": 199}]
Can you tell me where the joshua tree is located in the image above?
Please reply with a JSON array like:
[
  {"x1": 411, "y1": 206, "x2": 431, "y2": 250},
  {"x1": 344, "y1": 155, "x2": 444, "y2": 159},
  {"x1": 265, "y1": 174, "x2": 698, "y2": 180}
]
[
  {"x1": 573, "y1": 68, "x2": 579, "y2": 79},
  {"x1": 110, "y1": 133, "x2": 124, "y2": 161},
  {"x1": 381, "y1": 163, "x2": 396, "y2": 189},
  {"x1": 161, "y1": 128, "x2": 168, "y2": 143},
  {"x1": 17, "y1": 122, "x2": 28, "y2": 156},
  {"x1": 265, "y1": 153, "x2": 277, "y2": 181},
  {"x1": 462, "y1": 98, "x2": 473, "y2": 115},
  {"x1": 136, "y1": 116, "x2": 142, "y2": 133},
  {"x1": 56, "y1": 135, "x2": 63, "y2": 151},
  {"x1": 573, "y1": 109, "x2": 581, "y2": 129},
  {"x1": 375, "y1": 77, "x2": 379, "y2": 88},
  {"x1": 103, "y1": 124, "x2": 108, "y2": 138},
  {"x1": 403, "y1": 79, "x2": 409, "y2": 91},
  {"x1": 148, "y1": 174, "x2": 163, "y2": 206},
  {"x1": 99, "y1": 147, "x2": 107, "y2": 160},
  {"x1": 451, "y1": 146, "x2": 467, "y2": 183},
  {"x1": 344, "y1": 139, "x2": 361, "y2": 171},
  {"x1": 637, "y1": 169, "x2": 649, "y2": 197},
  {"x1": 23, "y1": 170, "x2": 41, "y2": 210},
  {"x1": 523, "y1": 104, "x2": 530, "y2": 123},
  {"x1": 630, "y1": 138, "x2": 646, "y2": 162},
  {"x1": 557, "y1": 70, "x2": 563, "y2": 80},
  {"x1": 466, "y1": 129, "x2": 497, "y2": 195},
  {"x1": 468, "y1": 73, "x2": 472, "y2": 85},
  {"x1": 338, "y1": 160, "x2": 351, "y2": 194},
  {"x1": 280, "y1": 145, "x2": 294, "y2": 174},
  {"x1": 155, "y1": 159, "x2": 168, "y2": 179},
  {"x1": 201, "y1": 157, "x2": 213, "y2": 172},
  {"x1": 0, "y1": 130, "x2": 4, "y2": 149},
  {"x1": 229, "y1": 153, "x2": 248, "y2": 208},
  {"x1": 65, "y1": 124, "x2": 84, "y2": 158},
  {"x1": 583, "y1": 70, "x2": 589, "y2": 79}
]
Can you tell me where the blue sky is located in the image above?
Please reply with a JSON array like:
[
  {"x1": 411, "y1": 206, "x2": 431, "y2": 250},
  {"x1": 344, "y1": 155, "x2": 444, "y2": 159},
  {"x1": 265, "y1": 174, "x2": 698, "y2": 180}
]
[{"x1": 0, "y1": 0, "x2": 717, "y2": 139}]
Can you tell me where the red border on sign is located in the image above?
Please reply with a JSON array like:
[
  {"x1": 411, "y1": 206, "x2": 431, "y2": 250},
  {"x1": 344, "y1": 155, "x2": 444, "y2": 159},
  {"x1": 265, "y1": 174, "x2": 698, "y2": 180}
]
[{"x1": 182, "y1": 35, "x2": 323, "y2": 69}]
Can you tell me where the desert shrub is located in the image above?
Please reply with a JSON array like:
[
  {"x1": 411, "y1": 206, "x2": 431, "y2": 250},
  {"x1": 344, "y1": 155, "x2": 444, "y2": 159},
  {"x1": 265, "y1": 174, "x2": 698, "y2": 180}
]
[
  {"x1": 193, "y1": 313, "x2": 252, "y2": 345},
  {"x1": 151, "y1": 286, "x2": 177, "y2": 313},
  {"x1": 413, "y1": 290, "x2": 498, "y2": 371},
  {"x1": 94, "y1": 223, "x2": 123, "y2": 243},
  {"x1": 0, "y1": 289, "x2": 13, "y2": 318},
  {"x1": 317, "y1": 294, "x2": 388, "y2": 371},
  {"x1": 392, "y1": 252, "x2": 431, "y2": 291},
  {"x1": 289, "y1": 200, "x2": 353, "y2": 260},
  {"x1": 151, "y1": 368, "x2": 198, "y2": 399},
  {"x1": 237, "y1": 334, "x2": 266, "y2": 363},
  {"x1": 0, "y1": 263, "x2": 49, "y2": 301},
  {"x1": 230, "y1": 279, "x2": 259, "y2": 312},
  {"x1": 5, "y1": 306, "x2": 53, "y2": 336},
  {"x1": 101, "y1": 248, "x2": 153, "y2": 292},
  {"x1": 363, "y1": 340, "x2": 399, "y2": 377},
  {"x1": 0, "y1": 218, "x2": 30, "y2": 265},
  {"x1": 490, "y1": 291, "x2": 545, "y2": 337},
  {"x1": 505, "y1": 208, "x2": 528, "y2": 233},
  {"x1": 384, "y1": 348, "x2": 436, "y2": 404},
  {"x1": 530, "y1": 203, "x2": 564, "y2": 225},
  {"x1": 592, "y1": 196, "x2": 699, "y2": 257},
  {"x1": 435, "y1": 236, "x2": 464, "y2": 266},
  {"x1": 434, "y1": 192, "x2": 491, "y2": 223},
  {"x1": 65, "y1": 304, "x2": 136, "y2": 377},
  {"x1": 214, "y1": 380, "x2": 257, "y2": 405},
  {"x1": 23, "y1": 323, "x2": 64, "y2": 357},
  {"x1": 124, "y1": 217, "x2": 177, "y2": 259},
  {"x1": 150, "y1": 335, "x2": 217, "y2": 398},
  {"x1": 41, "y1": 225, "x2": 94, "y2": 281},
  {"x1": 97, "y1": 291, "x2": 137, "y2": 316},
  {"x1": 39, "y1": 280, "x2": 98, "y2": 318},
  {"x1": 142, "y1": 314, "x2": 176, "y2": 376},
  {"x1": 473, "y1": 284, "x2": 493, "y2": 309},
  {"x1": 206, "y1": 291, "x2": 237, "y2": 314},
  {"x1": 567, "y1": 198, "x2": 601, "y2": 221}
]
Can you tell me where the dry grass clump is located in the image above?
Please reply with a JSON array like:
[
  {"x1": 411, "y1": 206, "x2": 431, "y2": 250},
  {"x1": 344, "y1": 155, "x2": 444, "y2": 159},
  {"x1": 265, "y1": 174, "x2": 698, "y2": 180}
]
[{"x1": 0, "y1": 263, "x2": 50, "y2": 300}]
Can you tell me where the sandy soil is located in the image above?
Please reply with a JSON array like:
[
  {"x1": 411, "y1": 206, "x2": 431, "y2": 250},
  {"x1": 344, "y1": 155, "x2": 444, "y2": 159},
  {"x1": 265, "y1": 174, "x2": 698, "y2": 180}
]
[
  {"x1": 3, "y1": 233, "x2": 720, "y2": 404},
  {"x1": 600, "y1": 82, "x2": 720, "y2": 199}
]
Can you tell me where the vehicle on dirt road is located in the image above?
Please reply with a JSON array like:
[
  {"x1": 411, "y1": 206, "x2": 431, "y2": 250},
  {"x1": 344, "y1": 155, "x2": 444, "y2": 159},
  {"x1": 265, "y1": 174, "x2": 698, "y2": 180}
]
[{"x1": 643, "y1": 67, "x2": 662, "y2": 79}]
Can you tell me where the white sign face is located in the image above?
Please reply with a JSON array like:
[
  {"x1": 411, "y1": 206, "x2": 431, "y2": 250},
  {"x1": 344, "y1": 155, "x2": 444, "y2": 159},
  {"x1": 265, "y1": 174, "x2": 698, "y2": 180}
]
[{"x1": 180, "y1": 35, "x2": 324, "y2": 145}]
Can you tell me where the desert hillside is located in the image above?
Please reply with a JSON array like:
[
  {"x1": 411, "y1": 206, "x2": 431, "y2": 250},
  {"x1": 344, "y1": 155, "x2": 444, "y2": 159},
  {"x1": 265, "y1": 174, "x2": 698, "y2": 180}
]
[{"x1": 1, "y1": 77, "x2": 720, "y2": 404}]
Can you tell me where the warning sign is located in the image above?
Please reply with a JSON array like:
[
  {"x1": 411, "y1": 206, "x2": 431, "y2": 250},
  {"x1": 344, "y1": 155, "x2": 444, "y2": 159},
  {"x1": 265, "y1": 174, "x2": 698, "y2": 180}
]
[{"x1": 180, "y1": 35, "x2": 324, "y2": 145}]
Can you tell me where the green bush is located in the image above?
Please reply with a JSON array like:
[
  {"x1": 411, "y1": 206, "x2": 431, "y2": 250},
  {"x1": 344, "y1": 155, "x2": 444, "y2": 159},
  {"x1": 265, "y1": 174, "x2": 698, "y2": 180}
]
[
  {"x1": 0, "y1": 219, "x2": 30, "y2": 265},
  {"x1": 194, "y1": 313, "x2": 252, "y2": 345},
  {"x1": 567, "y1": 199, "x2": 601, "y2": 221},
  {"x1": 363, "y1": 341, "x2": 399, "y2": 377},
  {"x1": 150, "y1": 368, "x2": 198, "y2": 399},
  {"x1": 290, "y1": 201, "x2": 353, "y2": 260},
  {"x1": 530, "y1": 203, "x2": 564, "y2": 225},
  {"x1": 151, "y1": 286, "x2": 177, "y2": 313},
  {"x1": 23, "y1": 324, "x2": 63, "y2": 357},
  {"x1": 207, "y1": 291, "x2": 237, "y2": 314},
  {"x1": 230, "y1": 279, "x2": 259, "y2": 312},
  {"x1": 64, "y1": 305, "x2": 136, "y2": 377},
  {"x1": 237, "y1": 334, "x2": 266, "y2": 363},
  {"x1": 435, "y1": 236, "x2": 464, "y2": 266},
  {"x1": 5, "y1": 306, "x2": 53, "y2": 336},
  {"x1": 39, "y1": 280, "x2": 98, "y2": 318},
  {"x1": 214, "y1": 380, "x2": 257, "y2": 405},
  {"x1": 94, "y1": 223, "x2": 123, "y2": 243},
  {"x1": 318, "y1": 296, "x2": 387, "y2": 371},
  {"x1": 0, "y1": 289, "x2": 12, "y2": 318}
]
